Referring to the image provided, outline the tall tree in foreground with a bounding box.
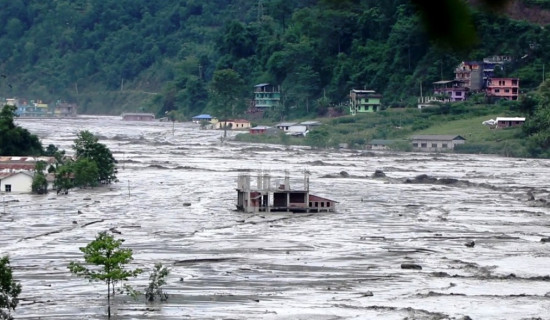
[68,232,142,319]
[0,256,22,320]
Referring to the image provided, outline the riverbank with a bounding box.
[236,104,529,157]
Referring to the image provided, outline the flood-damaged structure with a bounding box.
[236,171,337,213]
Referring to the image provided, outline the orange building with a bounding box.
[486,78,519,101]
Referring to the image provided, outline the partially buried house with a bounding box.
[236,171,337,213]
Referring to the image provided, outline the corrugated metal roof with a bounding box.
[192,114,212,119]
[411,135,466,141]
[496,117,525,122]
[219,119,250,123]
[0,156,55,163]
[276,122,296,127]
[351,89,375,93]
[300,121,321,126]
[309,194,338,203]
[121,113,155,117]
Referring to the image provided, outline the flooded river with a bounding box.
[2,116,550,319]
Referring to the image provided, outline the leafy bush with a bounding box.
[145,263,169,302]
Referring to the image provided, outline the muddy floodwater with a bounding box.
[2,116,550,319]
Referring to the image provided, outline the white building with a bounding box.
[0,172,34,193]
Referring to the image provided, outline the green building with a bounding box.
[254,83,281,109]
[349,89,382,115]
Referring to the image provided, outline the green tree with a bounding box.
[0,255,22,320]
[210,69,245,139]
[305,128,330,149]
[144,263,169,302]
[523,80,550,157]
[31,158,49,195]
[0,105,44,156]
[54,162,73,194]
[73,131,117,184]
[73,158,99,188]
[283,65,320,115]
[68,232,142,319]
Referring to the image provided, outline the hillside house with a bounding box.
[349,89,382,115]
[486,78,519,101]
[236,172,337,213]
[433,80,468,101]
[417,96,451,109]
[215,119,251,130]
[455,61,483,91]
[483,56,512,85]
[495,117,525,128]
[411,135,466,152]
[249,126,272,135]
[300,121,322,130]
[192,114,214,123]
[275,122,297,131]
[121,113,155,121]
[286,125,308,137]
[253,83,281,109]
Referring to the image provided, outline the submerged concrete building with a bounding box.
[236,171,336,213]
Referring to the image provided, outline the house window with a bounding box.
[456,91,462,96]
[432,143,437,148]
[495,89,500,93]
[321,202,325,207]
[442,144,448,148]
[421,143,427,148]
[505,89,510,93]
[512,79,518,85]
[5,185,11,192]
[327,202,331,207]
[309,202,312,207]
[413,143,418,147]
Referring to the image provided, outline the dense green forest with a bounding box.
[1,0,550,117]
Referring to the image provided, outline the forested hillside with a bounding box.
[1,0,550,116]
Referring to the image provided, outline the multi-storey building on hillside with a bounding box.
[349,89,382,115]
[253,83,281,109]
[486,77,519,101]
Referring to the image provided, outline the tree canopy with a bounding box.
[0,255,22,320]
[1,0,548,116]
[0,105,44,156]
[73,130,117,184]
